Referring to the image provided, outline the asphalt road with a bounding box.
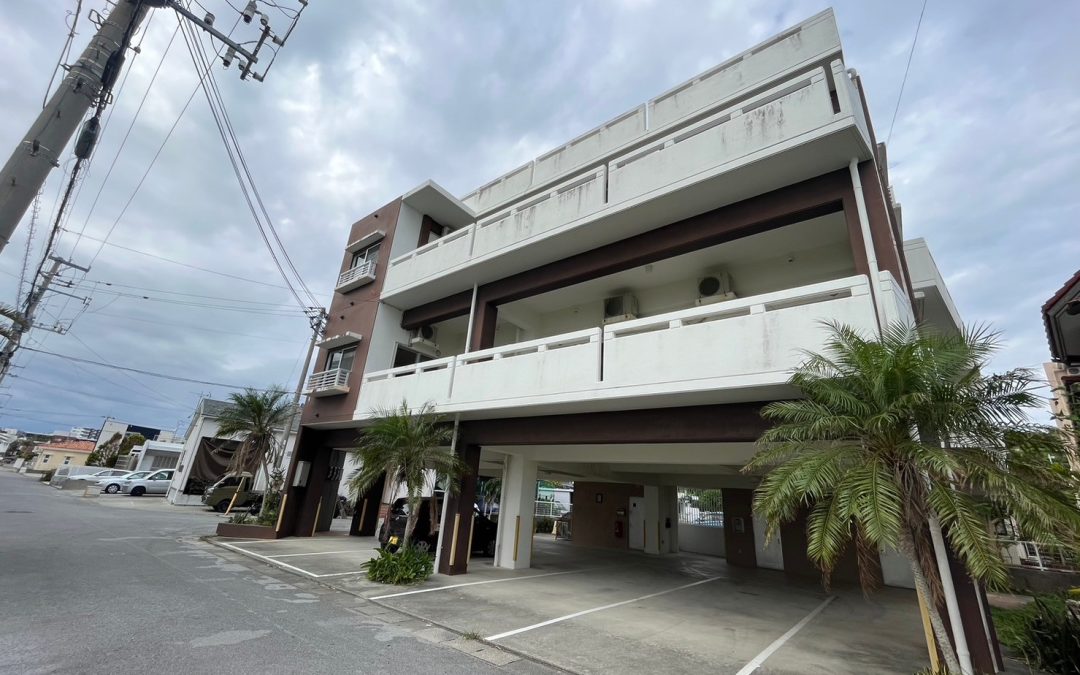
[0,470,555,674]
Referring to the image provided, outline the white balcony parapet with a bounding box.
[336,260,376,292]
[358,276,883,418]
[459,9,842,217]
[304,368,351,397]
[383,63,871,302]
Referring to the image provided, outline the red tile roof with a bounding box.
[38,440,96,453]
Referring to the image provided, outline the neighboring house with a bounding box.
[275,11,997,668]
[122,440,185,473]
[68,426,100,442]
[26,439,96,472]
[1042,269,1080,471]
[92,419,163,453]
[167,398,299,506]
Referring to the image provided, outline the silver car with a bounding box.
[119,469,175,496]
[97,470,147,494]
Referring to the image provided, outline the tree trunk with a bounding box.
[900,530,961,674]
[402,495,421,547]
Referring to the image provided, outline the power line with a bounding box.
[20,346,273,390]
[90,311,308,345]
[76,278,307,306]
[8,374,189,413]
[886,0,929,145]
[179,18,319,311]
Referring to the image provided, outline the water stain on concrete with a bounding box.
[190,630,272,648]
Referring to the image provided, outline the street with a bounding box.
[0,471,554,674]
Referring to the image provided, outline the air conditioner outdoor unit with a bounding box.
[695,271,736,305]
[409,325,439,355]
[602,293,638,324]
[1067,366,1080,377]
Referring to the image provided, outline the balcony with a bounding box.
[336,260,376,293]
[382,60,872,308]
[357,275,897,419]
[304,368,351,397]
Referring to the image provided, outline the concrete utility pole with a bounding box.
[0,0,162,254]
[0,256,90,385]
[275,308,326,471]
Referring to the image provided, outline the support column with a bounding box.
[494,454,537,570]
[469,301,498,351]
[722,488,757,568]
[349,470,386,536]
[643,486,660,555]
[436,444,481,576]
[280,428,328,537]
[658,485,678,554]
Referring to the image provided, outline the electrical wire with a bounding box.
[19,346,275,390]
[73,278,310,307]
[41,0,84,108]
[89,311,309,345]
[886,0,928,145]
[8,374,189,412]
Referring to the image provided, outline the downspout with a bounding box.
[848,158,887,331]
[929,513,975,675]
[856,155,973,671]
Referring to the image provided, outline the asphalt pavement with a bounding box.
[0,470,556,674]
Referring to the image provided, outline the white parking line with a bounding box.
[485,576,722,641]
[267,550,370,559]
[216,541,320,578]
[734,595,835,675]
[371,567,605,600]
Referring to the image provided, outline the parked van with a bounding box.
[201,473,262,513]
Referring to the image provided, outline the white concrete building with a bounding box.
[167,398,299,506]
[127,440,184,472]
[277,11,1000,671]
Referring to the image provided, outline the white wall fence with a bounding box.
[359,274,898,417]
[997,538,1079,573]
[385,52,868,295]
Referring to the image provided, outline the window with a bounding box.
[42,454,52,464]
[393,345,433,368]
[326,345,357,373]
[63,456,72,465]
[148,471,172,481]
[350,243,380,270]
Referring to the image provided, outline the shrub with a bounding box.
[255,492,281,527]
[993,594,1080,675]
[534,517,554,534]
[227,512,251,525]
[363,545,434,585]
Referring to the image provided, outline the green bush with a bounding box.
[534,517,554,534]
[227,512,251,524]
[255,492,281,527]
[992,594,1080,675]
[363,545,434,585]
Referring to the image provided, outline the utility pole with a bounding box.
[0,256,90,385]
[274,307,326,472]
[0,0,163,254]
[0,0,309,254]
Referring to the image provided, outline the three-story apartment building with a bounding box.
[278,11,999,671]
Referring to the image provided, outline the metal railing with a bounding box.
[535,500,567,518]
[305,368,350,392]
[336,260,376,288]
[997,538,1079,573]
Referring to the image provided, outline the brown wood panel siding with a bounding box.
[571,482,643,550]
[302,199,402,426]
[417,214,443,247]
[722,488,757,567]
[459,403,768,446]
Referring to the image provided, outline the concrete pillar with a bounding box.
[349,470,385,537]
[643,486,660,554]
[494,454,537,569]
[436,444,481,576]
[659,485,678,554]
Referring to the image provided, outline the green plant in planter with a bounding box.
[362,545,434,585]
[993,594,1080,674]
[228,512,252,525]
[255,491,281,527]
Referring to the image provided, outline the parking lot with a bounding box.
[216,534,930,674]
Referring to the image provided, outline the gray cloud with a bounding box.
[1,0,1077,433]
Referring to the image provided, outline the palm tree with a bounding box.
[744,322,1080,674]
[347,402,465,548]
[216,387,293,516]
[480,478,502,516]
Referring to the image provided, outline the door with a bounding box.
[146,470,174,494]
[752,513,784,570]
[628,497,645,550]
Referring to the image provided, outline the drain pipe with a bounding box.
[848,158,886,331]
[929,513,975,675]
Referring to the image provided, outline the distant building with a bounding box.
[26,439,96,472]
[1042,269,1080,471]
[68,427,100,441]
[121,439,185,472]
[92,419,163,452]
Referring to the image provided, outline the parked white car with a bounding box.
[119,469,175,496]
[50,466,121,488]
[97,470,147,494]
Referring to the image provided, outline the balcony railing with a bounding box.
[997,538,1080,573]
[304,368,350,397]
[383,60,871,299]
[359,275,893,417]
[336,260,376,292]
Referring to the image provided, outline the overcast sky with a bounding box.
[1,0,1078,436]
